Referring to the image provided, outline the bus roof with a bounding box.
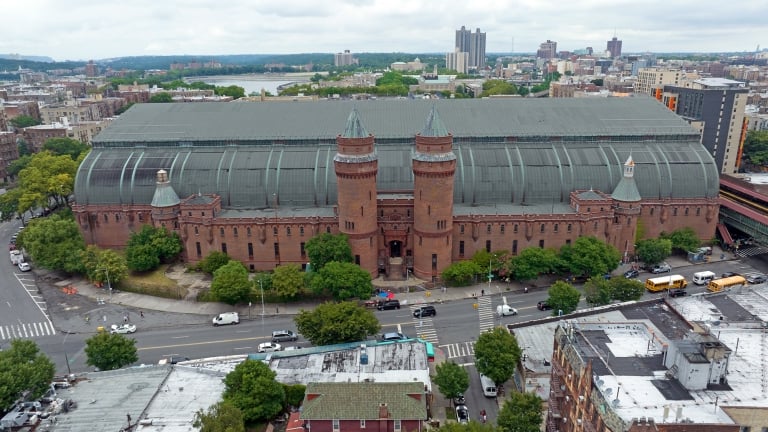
[647,274,686,284]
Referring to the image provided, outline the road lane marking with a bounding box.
[137,335,271,351]
[171,335,190,339]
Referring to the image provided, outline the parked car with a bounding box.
[453,394,466,405]
[537,301,552,311]
[257,342,282,353]
[381,332,407,341]
[18,262,31,272]
[623,269,639,279]
[745,273,768,284]
[377,300,400,310]
[721,272,739,278]
[110,323,137,334]
[413,305,436,318]
[271,330,298,342]
[651,263,672,274]
[669,289,688,298]
[455,405,469,425]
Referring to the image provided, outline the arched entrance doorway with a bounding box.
[389,240,402,258]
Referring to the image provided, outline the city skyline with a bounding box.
[1,0,765,61]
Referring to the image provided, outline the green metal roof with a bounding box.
[75,98,720,208]
[342,109,368,138]
[420,106,448,137]
[301,382,427,420]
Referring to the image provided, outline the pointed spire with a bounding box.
[421,105,448,137]
[623,155,635,178]
[341,109,368,138]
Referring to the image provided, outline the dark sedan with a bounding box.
[623,269,639,279]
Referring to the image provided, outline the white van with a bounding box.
[212,312,239,326]
[479,374,497,397]
[496,304,518,317]
[692,271,716,286]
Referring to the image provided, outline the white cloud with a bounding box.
[1,0,764,60]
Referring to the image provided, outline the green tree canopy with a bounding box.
[17,151,79,212]
[480,79,518,97]
[6,154,32,177]
[510,247,560,281]
[193,401,245,432]
[211,261,252,305]
[559,236,621,277]
[80,245,129,285]
[84,333,139,371]
[223,359,286,423]
[584,277,612,306]
[272,264,306,299]
[125,225,182,271]
[608,277,645,302]
[10,114,41,128]
[497,391,543,432]
[661,228,700,254]
[42,137,90,160]
[283,384,306,409]
[198,251,232,275]
[17,212,85,273]
[474,327,521,386]
[305,233,353,272]
[441,260,483,286]
[546,281,581,315]
[149,92,173,102]
[295,301,380,345]
[743,130,768,166]
[0,340,55,411]
[215,85,246,99]
[309,261,372,300]
[433,362,470,405]
[635,238,673,266]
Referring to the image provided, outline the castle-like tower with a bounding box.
[610,156,642,259]
[334,110,379,275]
[412,107,456,280]
[150,169,181,230]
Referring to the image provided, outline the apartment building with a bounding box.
[445,48,469,74]
[334,50,357,67]
[633,68,699,96]
[0,131,19,181]
[537,40,558,60]
[455,26,486,69]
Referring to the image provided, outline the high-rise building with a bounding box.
[606,36,622,58]
[334,50,357,67]
[454,26,486,70]
[536,40,557,59]
[445,49,469,74]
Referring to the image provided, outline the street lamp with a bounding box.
[98,268,112,301]
[258,278,266,317]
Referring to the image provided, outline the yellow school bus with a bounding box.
[707,275,747,293]
[645,275,688,292]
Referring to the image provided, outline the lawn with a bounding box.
[120,264,187,299]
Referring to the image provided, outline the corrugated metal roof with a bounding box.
[76,99,719,207]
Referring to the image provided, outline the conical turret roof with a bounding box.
[341,109,368,138]
[420,105,448,137]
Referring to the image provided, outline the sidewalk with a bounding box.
[35,246,734,335]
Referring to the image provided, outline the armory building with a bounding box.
[72,98,719,281]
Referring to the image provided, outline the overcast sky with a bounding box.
[2,0,765,61]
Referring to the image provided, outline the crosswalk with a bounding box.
[0,321,57,340]
[439,341,475,359]
[477,296,495,333]
[409,305,438,344]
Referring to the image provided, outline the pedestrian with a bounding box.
[480,409,487,423]
[524,286,529,293]
[140,311,144,319]
[481,289,485,296]
[103,315,107,322]
[123,314,128,323]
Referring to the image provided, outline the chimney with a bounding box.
[378,403,389,419]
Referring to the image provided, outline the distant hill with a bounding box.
[0,53,55,62]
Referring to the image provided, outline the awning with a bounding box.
[717,223,734,246]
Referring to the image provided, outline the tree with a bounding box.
[635,238,672,266]
[84,333,138,371]
[80,245,129,285]
[6,154,32,177]
[662,228,700,254]
[149,92,173,103]
[0,340,55,411]
[125,225,183,271]
[305,233,353,272]
[198,251,231,275]
[193,401,245,432]
[743,130,768,166]
[17,151,79,211]
[223,359,285,423]
[309,261,372,300]
[497,391,543,432]
[584,278,612,306]
[433,362,469,405]
[609,278,644,302]
[272,264,305,299]
[474,327,521,386]
[42,137,90,160]
[215,85,246,99]
[546,281,581,315]
[283,384,306,409]
[9,114,41,128]
[295,301,380,345]
[441,260,483,286]
[559,236,621,277]
[510,247,560,281]
[211,261,252,305]
[17,213,86,273]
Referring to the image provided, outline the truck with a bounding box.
[10,249,24,265]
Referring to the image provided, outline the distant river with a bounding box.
[188,74,311,96]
